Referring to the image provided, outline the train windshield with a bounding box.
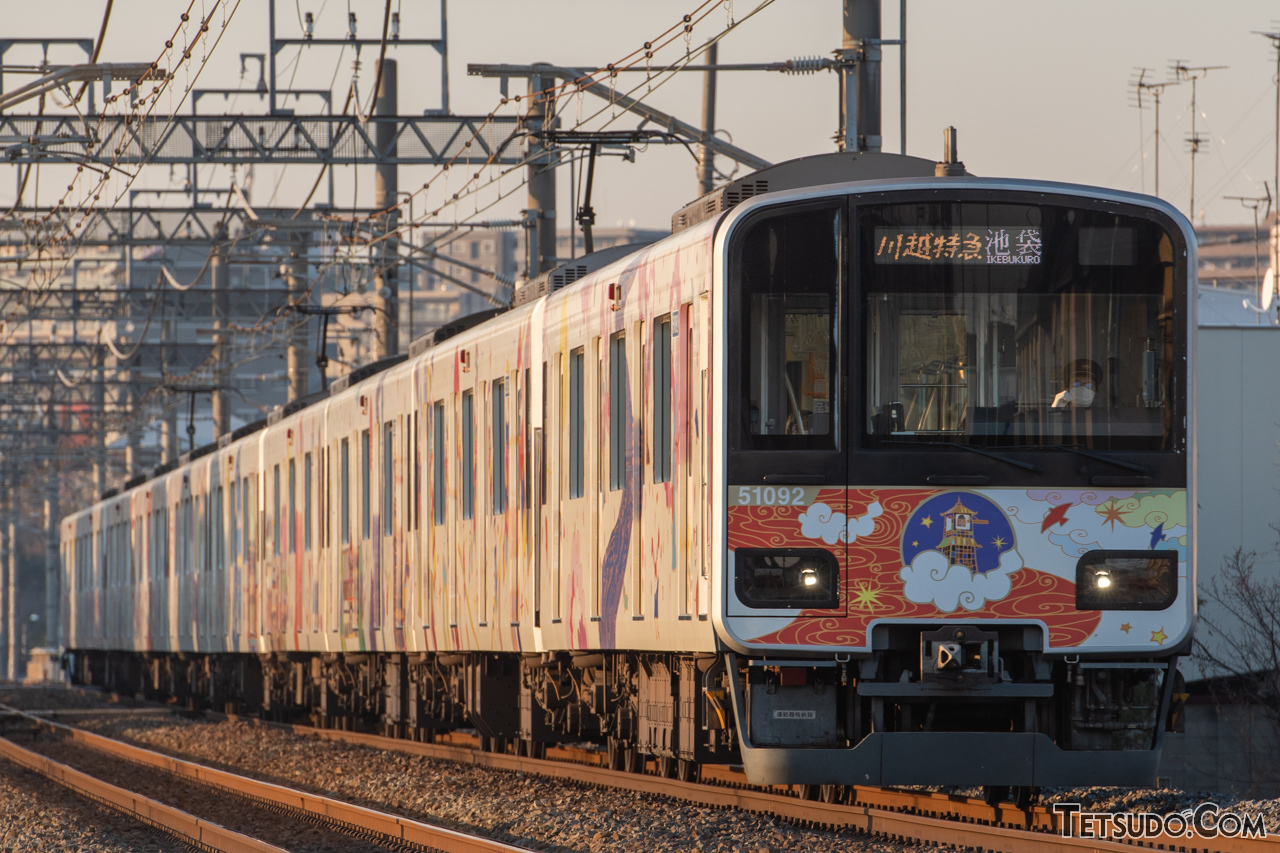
[860,200,1181,451]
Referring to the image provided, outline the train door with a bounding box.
[381,417,398,651]
[458,382,476,645]
[727,202,848,619]
[597,327,630,637]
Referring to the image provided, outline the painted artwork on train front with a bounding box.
[728,487,1189,651]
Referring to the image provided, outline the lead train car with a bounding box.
[61,151,1195,791]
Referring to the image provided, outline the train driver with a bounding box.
[1051,358,1101,409]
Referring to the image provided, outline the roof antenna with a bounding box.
[935,126,965,177]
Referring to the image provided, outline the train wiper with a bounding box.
[882,439,1042,473]
[1021,445,1148,475]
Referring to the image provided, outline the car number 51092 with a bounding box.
[735,486,808,506]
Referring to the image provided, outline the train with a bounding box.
[60,148,1194,802]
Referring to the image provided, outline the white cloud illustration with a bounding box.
[899,547,1024,612]
[797,501,883,545]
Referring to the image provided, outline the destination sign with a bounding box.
[874,227,1042,265]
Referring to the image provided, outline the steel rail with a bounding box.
[0,718,287,853]
[231,718,1274,853]
[1,704,530,853]
[40,688,1279,853]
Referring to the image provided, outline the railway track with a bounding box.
[0,702,532,853]
[12,686,1278,853]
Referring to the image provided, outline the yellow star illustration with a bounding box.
[849,581,891,612]
[1120,623,1132,634]
[1151,627,1167,645]
[991,536,1006,549]
[911,540,918,547]
[920,516,933,529]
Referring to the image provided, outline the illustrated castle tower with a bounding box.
[939,497,988,571]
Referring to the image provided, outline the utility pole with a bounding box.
[699,41,718,197]
[840,0,882,153]
[525,64,558,278]
[92,348,106,495]
[6,482,14,681]
[373,58,400,359]
[1172,61,1226,222]
[0,476,6,682]
[288,231,310,402]
[211,228,231,438]
[42,405,59,650]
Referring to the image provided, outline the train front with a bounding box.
[711,179,1193,790]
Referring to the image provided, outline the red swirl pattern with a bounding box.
[730,488,1101,649]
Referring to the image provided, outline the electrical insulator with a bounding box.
[348,12,357,40]
[784,56,828,75]
[391,11,400,40]
[304,11,314,39]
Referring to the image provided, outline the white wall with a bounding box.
[1189,326,1280,678]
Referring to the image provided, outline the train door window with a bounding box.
[730,203,842,451]
[361,429,371,540]
[493,378,507,513]
[273,465,282,557]
[241,477,250,559]
[462,390,475,519]
[304,453,313,551]
[653,315,672,483]
[524,367,532,517]
[215,485,224,572]
[608,334,626,491]
[569,348,585,499]
[288,459,297,555]
[230,480,238,561]
[433,401,446,525]
[340,438,351,545]
[540,362,548,506]
[413,411,421,531]
[383,421,395,536]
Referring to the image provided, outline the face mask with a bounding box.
[1071,386,1095,407]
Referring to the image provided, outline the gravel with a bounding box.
[0,755,173,853]
[67,712,937,853]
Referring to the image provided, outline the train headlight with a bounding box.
[1076,550,1177,611]
[735,549,839,609]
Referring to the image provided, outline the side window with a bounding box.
[340,438,351,545]
[492,378,507,514]
[433,401,446,525]
[273,464,282,557]
[608,334,627,491]
[569,348,585,499]
[304,453,313,552]
[288,459,296,555]
[653,316,672,483]
[733,204,842,450]
[361,428,371,540]
[462,391,475,519]
[383,421,394,536]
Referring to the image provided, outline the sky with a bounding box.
[4,0,1279,232]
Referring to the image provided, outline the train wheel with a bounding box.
[623,745,642,774]
[676,759,700,784]
[982,786,1010,808]
[1012,786,1039,810]
[527,740,546,760]
[479,735,492,753]
[656,756,676,778]
[819,784,843,804]
[606,737,624,771]
[795,785,819,801]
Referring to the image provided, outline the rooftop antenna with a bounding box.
[1253,24,1280,310]
[1129,68,1178,198]
[1227,184,1273,323]
[1170,60,1227,222]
